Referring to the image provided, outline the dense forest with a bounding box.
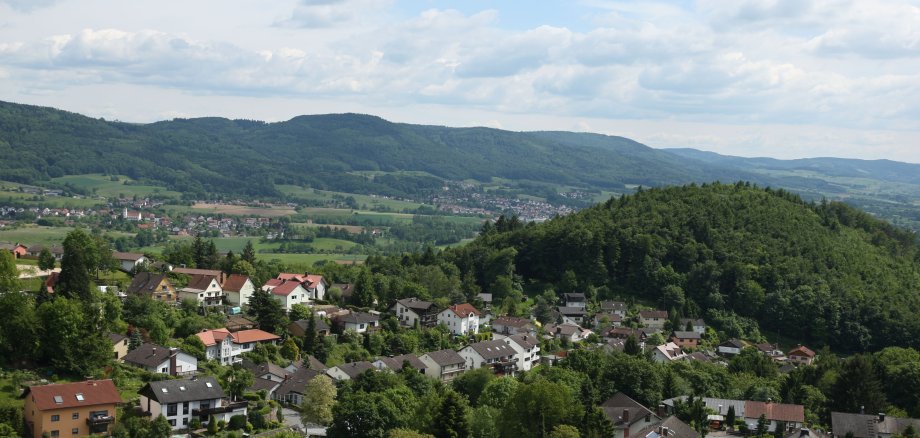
[435,183,920,353]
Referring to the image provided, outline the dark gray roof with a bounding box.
[600,301,627,311]
[123,343,173,368]
[719,339,745,349]
[564,293,586,301]
[468,340,516,360]
[395,298,437,312]
[275,367,321,398]
[635,416,700,438]
[601,392,657,427]
[376,354,427,372]
[140,376,225,404]
[248,377,281,395]
[338,312,379,324]
[672,331,701,340]
[507,334,539,350]
[127,272,169,294]
[556,306,586,316]
[291,317,330,333]
[831,412,920,438]
[108,333,127,345]
[422,349,465,366]
[335,361,375,379]
[679,318,706,327]
[241,359,289,380]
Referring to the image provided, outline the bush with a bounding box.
[228,415,247,431]
[189,418,202,430]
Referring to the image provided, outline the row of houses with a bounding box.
[392,298,483,335]
[126,270,255,307]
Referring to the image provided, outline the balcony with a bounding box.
[192,401,248,416]
[86,415,115,426]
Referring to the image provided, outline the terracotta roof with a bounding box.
[277,272,306,282]
[25,380,122,411]
[444,303,480,317]
[222,274,252,292]
[186,274,218,291]
[492,316,534,328]
[44,271,60,293]
[271,280,302,296]
[744,401,804,423]
[788,345,815,358]
[233,329,281,344]
[112,252,145,261]
[304,274,325,289]
[196,328,231,346]
[263,278,284,288]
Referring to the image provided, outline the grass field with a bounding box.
[258,253,366,266]
[0,188,104,208]
[291,222,367,234]
[52,174,182,199]
[278,184,433,211]
[189,203,297,217]
[0,226,134,247]
[206,236,358,253]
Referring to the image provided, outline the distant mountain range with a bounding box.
[1,100,919,229]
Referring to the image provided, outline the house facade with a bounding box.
[138,377,247,430]
[640,310,668,330]
[419,349,467,382]
[336,312,380,333]
[265,280,309,311]
[393,298,440,328]
[127,272,176,302]
[123,343,198,376]
[503,334,541,372]
[222,274,255,307]
[23,380,122,438]
[787,345,816,366]
[197,328,281,365]
[652,342,688,363]
[458,340,518,375]
[178,275,225,307]
[670,331,701,349]
[491,316,537,336]
[437,303,481,335]
[112,252,148,272]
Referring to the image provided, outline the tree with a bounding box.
[549,424,581,438]
[624,335,641,356]
[435,390,471,438]
[479,377,519,410]
[37,297,109,374]
[221,365,254,401]
[242,240,256,264]
[37,247,56,271]
[353,269,377,308]
[303,312,318,356]
[468,405,500,438]
[248,288,285,333]
[0,291,38,363]
[128,329,143,350]
[726,405,736,430]
[389,430,434,438]
[57,229,95,300]
[831,354,886,415]
[499,380,583,437]
[281,338,300,361]
[301,375,337,426]
[207,414,218,434]
[0,250,20,294]
[452,368,494,406]
[756,414,768,437]
[181,334,207,360]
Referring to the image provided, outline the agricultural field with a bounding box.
[0,226,135,247]
[52,174,182,199]
[188,203,297,217]
[0,186,104,209]
[291,222,367,234]
[278,185,433,211]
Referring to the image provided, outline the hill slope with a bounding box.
[454,183,920,352]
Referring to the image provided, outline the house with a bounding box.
[491,316,537,336]
[670,331,701,349]
[679,318,706,335]
[22,379,123,438]
[109,333,128,361]
[652,342,688,363]
[634,416,700,438]
[27,245,64,260]
[662,397,803,433]
[266,280,309,311]
[326,361,375,381]
[44,272,60,294]
[419,349,467,382]
[172,267,225,282]
[601,391,663,438]
[123,343,198,376]
[600,300,628,316]
[458,339,517,375]
[373,354,428,373]
[787,345,816,366]
[502,334,541,372]
[274,367,322,405]
[0,243,28,258]
[594,311,624,329]
[178,275,225,307]
[639,310,668,330]
[437,303,481,335]
[112,252,148,272]
[303,274,328,301]
[331,282,354,301]
[288,316,331,338]
[196,328,281,365]
[225,315,257,332]
[564,293,586,308]
[758,343,787,362]
[127,272,176,302]
[138,376,247,430]
[544,323,593,343]
[241,359,290,383]
[393,298,440,328]
[477,293,493,310]
[222,274,255,307]
[717,339,745,356]
[556,306,587,325]
[831,412,920,438]
[335,312,380,333]
[605,327,653,343]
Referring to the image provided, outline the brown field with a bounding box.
[191,203,297,217]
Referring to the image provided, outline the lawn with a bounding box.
[52,174,182,199]
[258,253,366,267]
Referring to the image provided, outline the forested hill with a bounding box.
[0,100,726,197]
[451,183,920,352]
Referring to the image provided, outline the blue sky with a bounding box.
[0,0,918,162]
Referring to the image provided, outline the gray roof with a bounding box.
[241,359,289,380]
[140,376,225,404]
[831,412,920,438]
[679,318,706,327]
[635,416,700,438]
[338,312,379,324]
[557,306,586,316]
[376,354,427,372]
[601,392,658,427]
[422,349,465,366]
[492,316,535,328]
[291,317,331,333]
[477,293,493,303]
[564,293,586,301]
[663,396,746,418]
[127,272,169,294]
[248,377,281,395]
[719,339,745,349]
[395,298,437,312]
[672,331,701,340]
[600,301,627,311]
[468,340,516,360]
[123,343,174,368]
[507,334,539,350]
[334,361,376,379]
[275,367,321,398]
[108,333,127,345]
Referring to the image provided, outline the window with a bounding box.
[167,403,177,416]
[72,413,79,420]
[183,402,189,415]
[161,367,168,373]
[51,415,60,422]
[183,418,188,425]
[50,431,59,437]
[71,428,79,435]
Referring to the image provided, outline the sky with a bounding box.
[0,0,918,162]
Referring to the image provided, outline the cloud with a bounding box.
[0,0,58,12]
[277,0,391,28]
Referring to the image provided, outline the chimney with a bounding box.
[151,347,157,356]
[657,404,666,417]
[622,409,630,423]
[861,406,865,415]
[662,427,670,437]
[718,404,723,414]
[169,348,178,376]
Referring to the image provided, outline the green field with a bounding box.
[0,226,134,247]
[206,236,358,253]
[278,185,433,211]
[258,253,366,267]
[0,188,104,208]
[52,174,182,199]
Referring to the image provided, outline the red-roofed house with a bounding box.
[178,275,224,307]
[222,274,255,307]
[303,274,328,300]
[743,400,805,432]
[277,272,306,283]
[267,280,309,311]
[787,345,816,366]
[23,380,122,438]
[197,328,281,365]
[437,303,481,335]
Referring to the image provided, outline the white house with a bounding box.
[419,349,466,382]
[177,275,224,307]
[335,312,380,333]
[393,298,440,328]
[265,280,309,311]
[222,274,255,307]
[640,310,669,330]
[458,340,517,375]
[564,293,586,308]
[112,252,148,272]
[543,323,593,343]
[123,343,197,376]
[501,334,541,372]
[679,318,707,335]
[652,342,688,363]
[303,274,328,301]
[138,377,247,430]
[326,361,375,381]
[437,303,481,335]
[196,328,281,365]
[717,339,744,356]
